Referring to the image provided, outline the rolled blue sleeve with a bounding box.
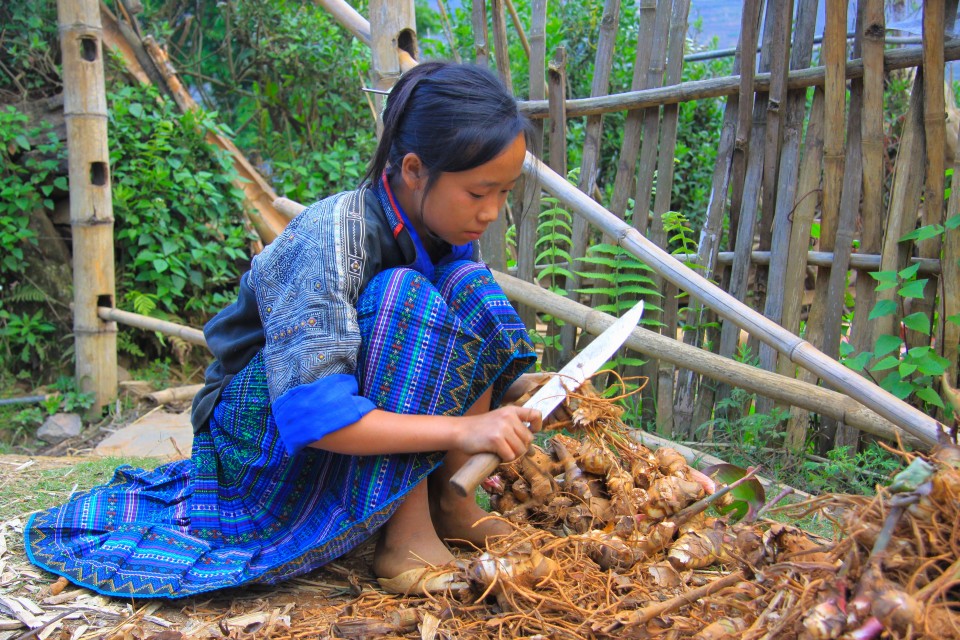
[272,374,377,456]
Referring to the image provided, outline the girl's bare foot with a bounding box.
[373,481,455,579]
[429,452,513,547]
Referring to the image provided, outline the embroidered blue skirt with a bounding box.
[25,262,536,598]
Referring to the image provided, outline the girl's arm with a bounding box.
[309,404,543,462]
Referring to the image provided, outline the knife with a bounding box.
[449,300,645,497]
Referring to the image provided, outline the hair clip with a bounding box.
[361,86,391,95]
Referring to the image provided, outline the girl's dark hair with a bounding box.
[363,61,532,193]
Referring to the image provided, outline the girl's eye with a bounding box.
[469,192,484,199]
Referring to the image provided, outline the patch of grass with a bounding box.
[0,456,164,522]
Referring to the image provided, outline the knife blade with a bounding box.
[449,300,644,497]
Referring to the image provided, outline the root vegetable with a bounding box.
[655,447,688,476]
[645,475,705,519]
[667,526,729,571]
[691,617,747,640]
[578,441,614,475]
[800,600,846,640]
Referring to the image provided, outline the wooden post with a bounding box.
[369,0,417,133]
[58,0,118,414]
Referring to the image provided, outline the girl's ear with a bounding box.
[399,152,428,192]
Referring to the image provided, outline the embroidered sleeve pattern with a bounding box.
[250,190,367,403]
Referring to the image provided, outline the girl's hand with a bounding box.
[456,405,543,462]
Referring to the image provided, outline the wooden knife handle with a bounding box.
[449,452,501,497]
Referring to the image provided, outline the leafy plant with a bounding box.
[840,214,960,411]
[107,81,253,359]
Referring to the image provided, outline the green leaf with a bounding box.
[869,270,898,287]
[843,351,873,372]
[916,387,945,409]
[128,103,143,118]
[901,312,930,335]
[700,463,765,522]
[873,334,903,357]
[947,314,960,326]
[152,258,169,273]
[946,214,960,230]
[898,362,918,377]
[899,224,943,243]
[897,263,921,280]
[898,279,928,298]
[880,372,914,399]
[868,300,898,320]
[870,355,901,372]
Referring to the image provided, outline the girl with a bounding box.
[26,61,543,598]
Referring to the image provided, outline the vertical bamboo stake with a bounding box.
[877,75,926,342]
[852,0,885,364]
[515,0,546,330]
[632,0,673,420]
[910,0,946,353]
[718,4,777,364]
[544,46,568,368]
[606,0,659,223]
[677,0,763,433]
[751,0,792,336]
[472,0,489,68]
[491,0,513,94]
[633,1,674,232]
[825,22,866,451]
[943,144,960,391]
[782,88,826,452]
[562,0,621,359]
[58,0,118,413]
[756,0,817,414]
[648,0,691,436]
[483,0,512,273]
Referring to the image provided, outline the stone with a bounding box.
[94,409,193,460]
[37,413,83,444]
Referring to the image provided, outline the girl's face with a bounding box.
[403,133,526,246]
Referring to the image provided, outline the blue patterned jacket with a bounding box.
[191,184,480,454]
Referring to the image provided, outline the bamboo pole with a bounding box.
[314,0,372,45]
[516,41,960,119]
[648,0,692,436]
[669,251,939,273]
[852,0,886,365]
[911,0,947,356]
[752,0,792,327]
[97,307,206,346]
[273,194,914,447]
[633,2,673,233]
[756,0,816,396]
[545,46,569,366]
[718,3,777,368]
[471,0,489,68]
[673,0,761,435]
[514,0,546,330]
[825,12,866,450]
[491,0,513,93]
[59,0,118,413]
[524,153,945,447]
[877,73,926,342]
[944,145,960,391]
[782,88,825,451]
[563,0,621,360]
[630,1,674,419]
[606,0,659,225]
